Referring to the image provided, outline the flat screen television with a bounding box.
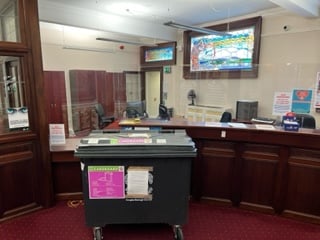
[183,16,262,79]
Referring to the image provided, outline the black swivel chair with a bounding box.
[295,113,316,129]
[220,112,232,122]
[95,103,115,129]
[126,108,142,118]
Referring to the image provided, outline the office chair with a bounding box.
[158,103,170,120]
[125,100,148,119]
[220,112,232,122]
[95,103,115,129]
[126,108,142,118]
[295,113,316,129]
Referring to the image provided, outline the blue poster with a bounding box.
[291,89,312,113]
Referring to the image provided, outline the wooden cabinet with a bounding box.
[187,126,320,223]
[71,103,98,133]
[50,138,83,200]
[44,71,68,136]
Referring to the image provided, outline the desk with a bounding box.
[119,118,320,224]
[51,119,320,224]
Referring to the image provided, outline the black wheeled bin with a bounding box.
[75,129,197,240]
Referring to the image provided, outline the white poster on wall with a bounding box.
[272,92,292,116]
[314,72,320,108]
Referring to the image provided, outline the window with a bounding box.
[0,56,27,132]
[0,0,20,42]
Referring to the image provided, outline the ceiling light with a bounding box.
[62,45,114,53]
[96,37,157,46]
[163,21,231,36]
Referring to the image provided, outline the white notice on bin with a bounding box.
[127,169,149,195]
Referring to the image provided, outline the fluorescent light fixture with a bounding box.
[164,21,231,36]
[96,37,157,46]
[62,45,114,53]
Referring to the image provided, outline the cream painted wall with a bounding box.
[40,11,320,127]
[165,12,320,126]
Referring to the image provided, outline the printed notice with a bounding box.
[88,166,125,199]
[315,72,320,108]
[272,92,292,116]
[291,89,312,113]
[49,124,66,145]
[126,166,153,200]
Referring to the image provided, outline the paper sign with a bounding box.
[49,124,66,145]
[7,107,29,129]
[88,166,125,199]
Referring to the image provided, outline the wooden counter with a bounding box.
[50,138,83,200]
[51,118,320,223]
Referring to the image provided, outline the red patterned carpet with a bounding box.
[1,200,320,240]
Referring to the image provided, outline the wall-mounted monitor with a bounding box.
[183,16,262,79]
[140,42,177,67]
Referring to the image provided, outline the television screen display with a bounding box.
[183,16,262,79]
[145,46,174,62]
[190,27,255,72]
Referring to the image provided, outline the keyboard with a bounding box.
[251,117,276,125]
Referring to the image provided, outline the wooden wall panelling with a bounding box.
[0,141,41,221]
[200,140,236,204]
[110,72,126,118]
[69,70,99,132]
[96,71,116,119]
[70,70,97,103]
[284,148,320,220]
[51,151,83,200]
[43,71,68,136]
[240,144,280,213]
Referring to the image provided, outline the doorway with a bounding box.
[141,67,163,118]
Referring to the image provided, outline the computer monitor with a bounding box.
[158,104,170,120]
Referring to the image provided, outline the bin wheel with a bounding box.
[93,227,103,240]
[173,225,184,240]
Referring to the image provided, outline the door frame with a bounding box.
[140,67,164,104]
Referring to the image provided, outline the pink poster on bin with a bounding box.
[88,166,125,199]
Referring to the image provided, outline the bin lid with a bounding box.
[74,129,197,158]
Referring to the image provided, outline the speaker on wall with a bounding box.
[236,100,258,121]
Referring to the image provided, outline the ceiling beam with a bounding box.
[270,0,319,17]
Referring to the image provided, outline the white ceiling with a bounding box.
[38,0,320,42]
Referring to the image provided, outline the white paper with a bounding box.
[228,122,247,128]
[127,169,149,195]
[49,124,66,145]
[254,124,275,130]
